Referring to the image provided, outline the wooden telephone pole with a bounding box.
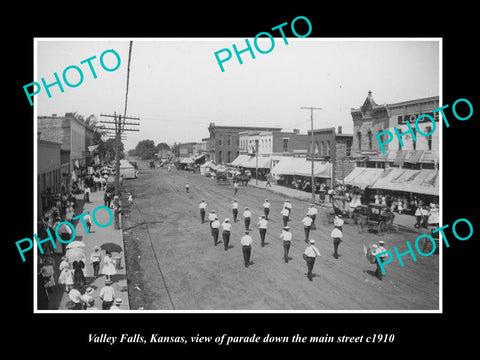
[100,112,139,229]
[300,106,322,201]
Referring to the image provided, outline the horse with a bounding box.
[233,174,251,186]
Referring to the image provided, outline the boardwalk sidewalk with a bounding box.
[48,189,130,311]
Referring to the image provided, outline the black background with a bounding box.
[6,4,478,355]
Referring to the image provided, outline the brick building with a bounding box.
[307,126,354,186]
[207,123,282,165]
[350,91,439,169]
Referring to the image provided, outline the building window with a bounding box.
[218,151,222,163]
[314,141,319,154]
[236,150,239,158]
[397,129,402,150]
[320,141,325,156]
[326,141,331,156]
[425,126,432,150]
[236,138,239,146]
[227,151,231,163]
[357,131,362,150]
[412,127,417,150]
[346,139,352,157]
[227,136,231,146]
[218,136,223,146]
[283,138,289,152]
[367,130,372,150]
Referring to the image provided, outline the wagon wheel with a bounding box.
[377,221,387,234]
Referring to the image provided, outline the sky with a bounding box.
[36,38,440,151]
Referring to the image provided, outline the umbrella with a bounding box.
[66,247,86,262]
[65,240,86,250]
[100,242,123,253]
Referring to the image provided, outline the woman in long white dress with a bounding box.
[101,251,117,281]
[58,256,74,292]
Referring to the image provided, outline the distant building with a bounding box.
[179,142,196,158]
[307,126,354,186]
[37,113,94,192]
[37,137,62,218]
[38,113,94,169]
[236,129,310,169]
[208,123,282,165]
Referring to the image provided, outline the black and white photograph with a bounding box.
[34,38,441,312]
[6,6,479,355]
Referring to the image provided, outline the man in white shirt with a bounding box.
[331,227,343,259]
[284,200,292,221]
[280,226,292,263]
[232,200,239,223]
[334,215,344,231]
[302,213,313,243]
[199,200,207,224]
[211,217,221,246]
[257,215,268,247]
[303,239,321,281]
[281,208,290,227]
[84,186,90,203]
[208,210,217,232]
[240,231,253,267]
[243,207,252,231]
[234,181,239,195]
[221,218,232,251]
[263,199,271,220]
[99,279,116,310]
[308,204,318,230]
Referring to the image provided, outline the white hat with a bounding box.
[309,239,316,244]
[224,218,230,222]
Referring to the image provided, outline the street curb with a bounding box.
[118,206,131,310]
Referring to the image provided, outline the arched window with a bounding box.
[314,141,319,154]
[326,141,331,156]
[320,141,325,156]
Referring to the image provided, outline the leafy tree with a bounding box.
[134,139,156,160]
[156,142,170,151]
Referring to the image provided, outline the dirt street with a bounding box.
[121,159,439,311]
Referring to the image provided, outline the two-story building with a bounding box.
[344,91,439,205]
[37,113,94,193]
[207,123,282,165]
[307,126,354,186]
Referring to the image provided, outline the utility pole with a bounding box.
[301,106,322,201]
[100,112,140,229]
[255,139,259,185]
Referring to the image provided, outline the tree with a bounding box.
[134,139,156,160]
[156,142,170,151]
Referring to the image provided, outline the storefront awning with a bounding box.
[271,157,331,178]
[180,157,194,164]
[343,167,385,189]
[230,154,271,168]
[229,154,250,167]
[371,168,439,196]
